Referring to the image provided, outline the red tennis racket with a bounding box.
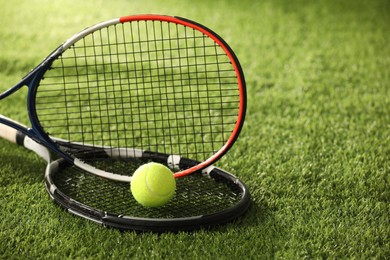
[0,15,246,181]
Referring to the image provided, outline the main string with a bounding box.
[50,158,244,218]
[36,20,240,162]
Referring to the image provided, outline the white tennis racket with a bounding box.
[0,121,251,232]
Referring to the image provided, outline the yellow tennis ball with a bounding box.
[130,162,176,207]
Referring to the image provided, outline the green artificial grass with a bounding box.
[1,0,389,258]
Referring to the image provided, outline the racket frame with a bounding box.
[44,156,251,232]
[0,14,246,180]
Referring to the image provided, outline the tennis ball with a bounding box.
[130,162,176,207]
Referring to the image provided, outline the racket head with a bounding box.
[19,14,246,178]
[45,154,251,232]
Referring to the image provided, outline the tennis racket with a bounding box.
[0,121,251,232]
[0,15,246,181]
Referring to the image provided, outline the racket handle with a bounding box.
[0,123,18,144]
[0,121,50,162]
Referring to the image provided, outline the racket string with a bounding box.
[36,19,241,162]
[51,158,244,218]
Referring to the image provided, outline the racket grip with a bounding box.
[0,123,18,144]
[0,121,50,161]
